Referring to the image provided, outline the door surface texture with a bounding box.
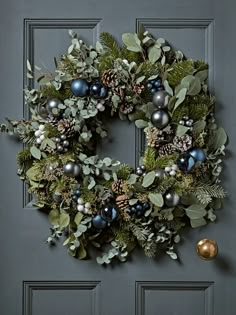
[0,0,235,314]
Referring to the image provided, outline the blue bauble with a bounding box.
[90,82,108,99]
[151,88,157,94]
[177,153,196,172]
[74,189,81,197]
[92,215,107,229]
[72,194,78,202]
[147,83,152,89]
[71,79,89,97]
[143,202,150,210]
[101,205,118,223]
[154,80,162,88]
[188,147,206,162]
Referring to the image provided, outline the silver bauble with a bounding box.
[155,168,165,179]
[153,91,169,108]
[46,98,62,117]
[63,140,69,147]
[38,105,48,118]
[165,192,180,207]
[63,162,81,178]
[151,110,170,129]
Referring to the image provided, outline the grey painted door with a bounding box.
[0,1,235,314]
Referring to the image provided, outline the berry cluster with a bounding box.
[55,135,70,153]
[147,78,164,94]
[164,164,178,176]
[129,201,150,217]
[72,189,91,214]
[136,165,146,176]
[179,116,194,129]
[34,124,45,144]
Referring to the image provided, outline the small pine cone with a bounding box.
[112,179,125,194]
[159,143,176,156]
[119,102,134,114]
[145,127,169,148]
[173,134,192,152]
[57,119,75,137]
[101,69,118,87]
[116,194,130,210]
[132,83,145,95]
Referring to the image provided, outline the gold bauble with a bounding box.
[196,239,218,260]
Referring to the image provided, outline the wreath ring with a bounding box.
[0,29,227,264]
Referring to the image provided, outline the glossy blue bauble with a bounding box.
[92,215,107,229]
[177,153,196,172]
[74,189,81,197]
[72,195,78,202]
[71,79,89,97]
[143,202,150,210]
[101,205,118,223]
[151,88,157,94]
[188,147,206,162]
[90,82,108,99]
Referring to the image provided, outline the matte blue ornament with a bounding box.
[177,153,196,172]
[92,215,107,229]
[101,205,118,223]
[71,79,89,97]
[188,147,206,162]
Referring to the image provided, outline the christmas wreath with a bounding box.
[0,29,227,264]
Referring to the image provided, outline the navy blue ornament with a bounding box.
[143,202,151,210]
[135,203,145,217]
[92,215,107,229]
[188,147,206,162]
[71,79,89,97]
[101,205,118,223]
[75,189,81,197]
[90,82,108,99]
[147,78,164,94]
[177,153,196,172]
[72,195,78,202]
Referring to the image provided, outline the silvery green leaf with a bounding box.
[163,80,173,96]
[59,213,70,228]
[48,210,60,225]
[68,44,74,54]
[90,51,97,59]
[161,55,166,65]
[142,171,156,188]
[185,204,207,219]
[127,174,138,185]
[83,165,90,175]
[79,153,87,161]
[129,198,139,205]
[148,74,159,80]
[68,29,76,38]
[58,103,66,109]
[103,172,111,181]
[167,251,178,260]
[176,125,189,137]
[135,119,148,129]
[27,73,33,79]
[145,208,152,217]
[187,77,201,95]
[74,212,83,226]
[195,69,208,82]
[88,178,96,190]
[78,224,87,233]
[96,41,103,53]
[174,88,187,110]
[30,146,41,159]
[103,255,111,264]
[157,37,165,45]
[207,209,217,222]
[103,157,112,166]
[27,59,32,72]
[190,217,207,228]
[181,75,195,88]
[148,46,161,63]
[46,138,56,149]
[163,46,171,52]
[96,257,104,264]
[148,192,164,207]
[193,120,206,133]
[174,235,181,243]
[34,65,41,71]
[122,33,142,52]
[136,75,145,84]
[211,127,227,150]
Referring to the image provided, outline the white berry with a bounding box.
[35,130,41,137]
[170,170,176,176]
[36,138,42,144]
[77,198,84,205]
[77,205,84,212]
[172,164,178,171]
[165,166,171,172]
[39,125,45,131]
[84,208,89,214]
[97,103,105,111]
[40,134,45,141]
[85,202,91,209]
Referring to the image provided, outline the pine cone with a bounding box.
[132,83,145,95]
[101,69,118,87]
[112,179,125,194]
[116,194,130,210]
[173,134,192,152]
[57,119,75,137]
[159,143,176,156]
[119,102,134,114]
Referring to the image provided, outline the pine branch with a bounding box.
[116,164,133,180]
[99,32,121,58]
[144,241,157,258]
[167,60,194,87]
[128,222,149,242]
[192,182,226,204]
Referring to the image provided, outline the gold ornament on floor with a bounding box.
[196,239,218,260]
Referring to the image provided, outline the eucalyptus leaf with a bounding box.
[59,213,70,228]
[176,125,189,136]
[174,88,187,111]
[78,243,87,259]
[211,127,227,150]
[136,75,145,84]
[127,174,138,185]
[187,77,201,95]
[195,69,208,82]
[74,212,83,226]
[142,171,156,188]
[193,120,206,133]
[30,146,41,159]
[48,210,60,225]
[163,80,173,96]
[135,119,148,129]
[148,46,161,63]
[190,217,207,228]
[122,33,142,52]
[148,192,164,207]
[185,204,207,219]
